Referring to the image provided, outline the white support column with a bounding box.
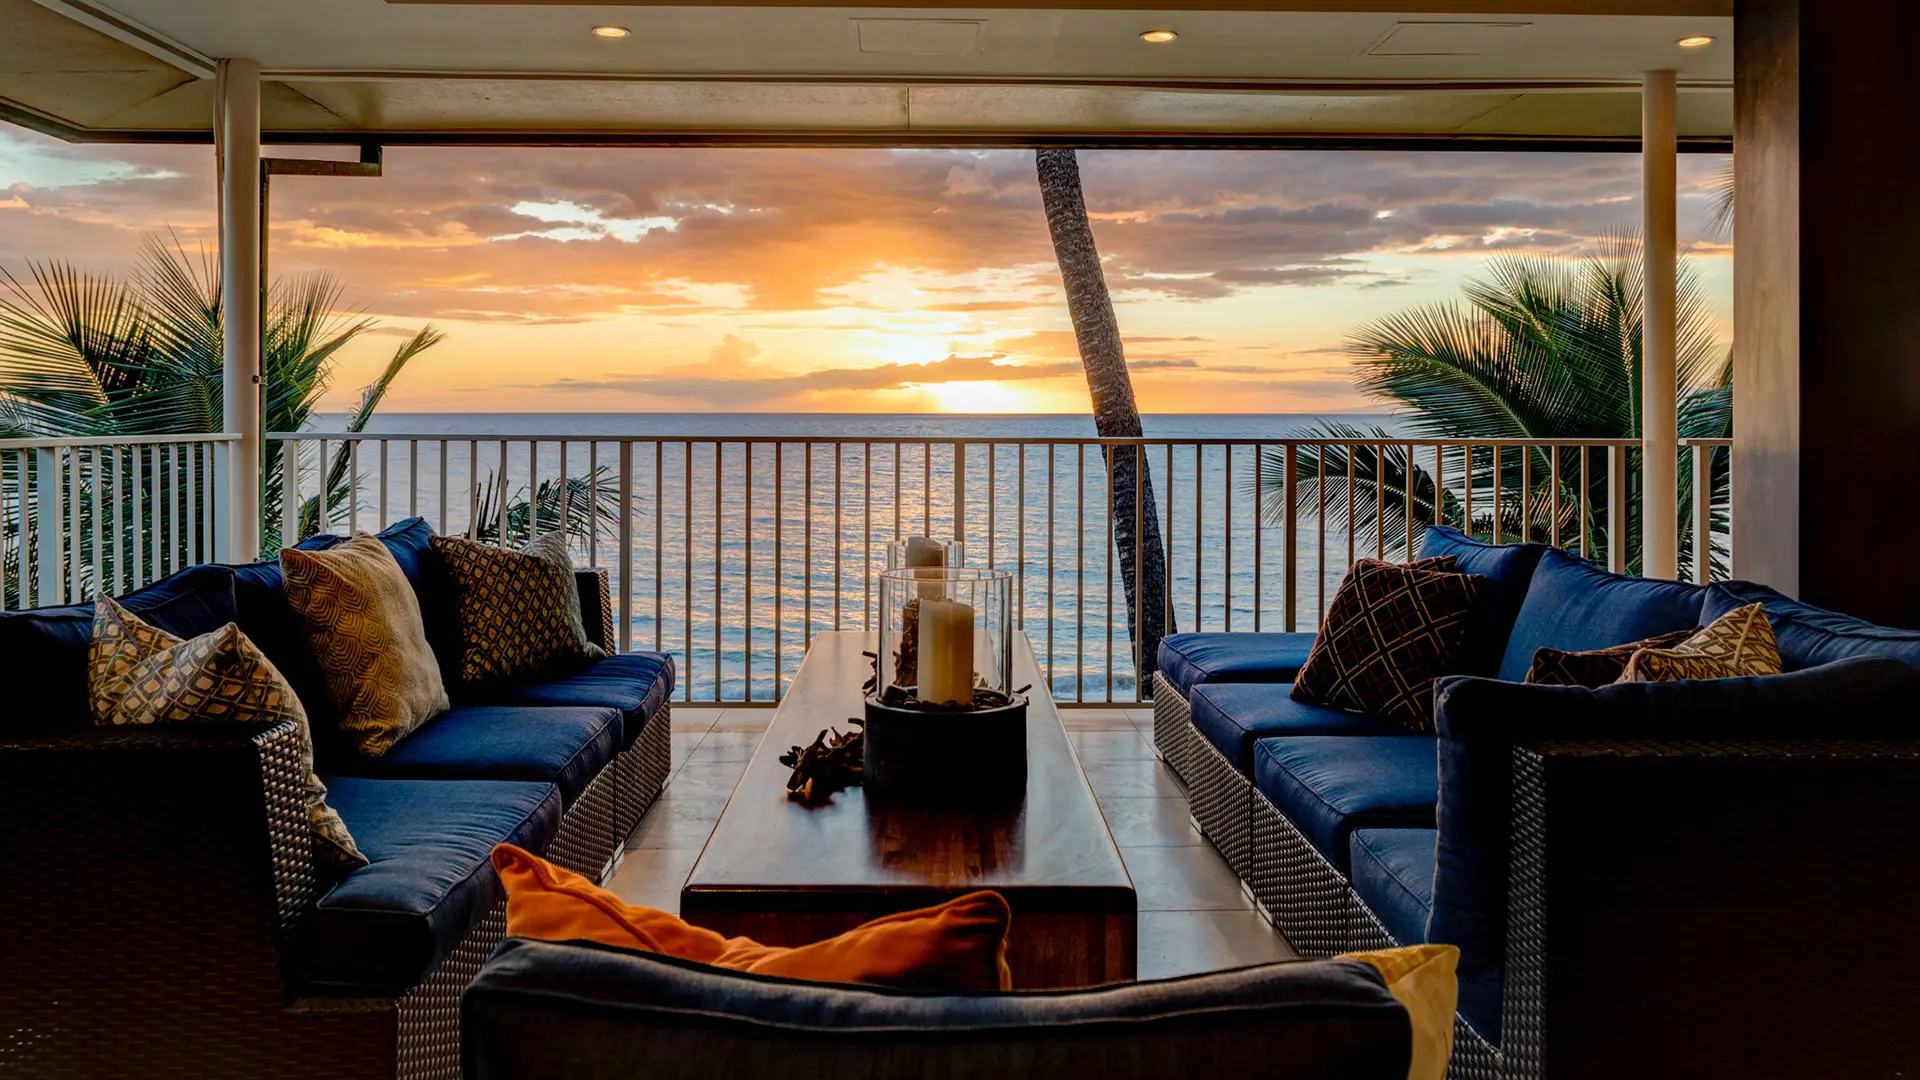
[1640,69,1679,580]
[217,58,263,562]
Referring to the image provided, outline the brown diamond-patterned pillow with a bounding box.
[431,532,608,687]
[1617,602,1782,683]
[88,597,367,872]
[1291,558,1485,732]
[282,534,449,757]
[1525,629,1697,688]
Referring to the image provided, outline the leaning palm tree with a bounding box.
[1035,149,1175,680]
[1261,241,1731,580]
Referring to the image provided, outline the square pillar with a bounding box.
[1734,0,1920,627]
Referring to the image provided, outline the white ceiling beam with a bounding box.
[26,0,216,78]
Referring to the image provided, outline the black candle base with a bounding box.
[862,692,1028,805]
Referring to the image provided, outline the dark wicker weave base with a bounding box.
[614,702,672,848]
[393,902,508,1080]
[1149,672,1200,784]
[1248,789,1354,959]
[547,760,622,880]
[1181,728,1255,880]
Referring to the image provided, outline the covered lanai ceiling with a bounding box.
[3,0,1732,147]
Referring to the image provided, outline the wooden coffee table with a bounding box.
[681,631,1137,988]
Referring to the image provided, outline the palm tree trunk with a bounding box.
[1035,149,1175,683]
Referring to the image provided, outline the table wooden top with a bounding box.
[682,631,1134,908]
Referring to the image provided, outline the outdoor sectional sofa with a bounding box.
[0,517,674,1080]
[1151,527,1920,1079]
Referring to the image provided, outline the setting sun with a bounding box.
[923,379,1028,413]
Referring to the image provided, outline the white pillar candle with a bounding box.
[905,535,945,568]
[917,598,975,706]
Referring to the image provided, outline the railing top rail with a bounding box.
[267,431,1649,448]
[1681,438,1732,447]
[0,433,241,450]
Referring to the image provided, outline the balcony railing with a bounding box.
[6,430,1730,703]
[1,433,238,610]
[264,432,1733,705]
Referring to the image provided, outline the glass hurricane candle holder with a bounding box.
[874,567,1012,708]
[884,536,964,571]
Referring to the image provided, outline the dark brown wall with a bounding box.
[1736,0,1920,628]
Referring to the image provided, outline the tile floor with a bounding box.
[606,705,1296,981]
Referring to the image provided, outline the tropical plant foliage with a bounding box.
[1261,241,1732,580]
[0,236,450,603]
[463,468,623,551]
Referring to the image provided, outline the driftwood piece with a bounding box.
[893,597,921,686]
[777,718,865,807]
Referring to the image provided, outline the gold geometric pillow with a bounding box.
[1617,602,1782,683]
[281,535,449,757]
[88,598,367,872]
[430,532,608,687]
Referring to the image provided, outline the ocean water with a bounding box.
[305,413,1411,702]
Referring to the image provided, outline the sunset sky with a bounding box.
[1,125,1731,414]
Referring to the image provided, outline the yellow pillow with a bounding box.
[492,844,1013,991]
[281,534,448,755]
[1339,944,1460,1080]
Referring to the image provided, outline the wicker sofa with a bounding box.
[0,516,674,1080]
[1150,528,1920,1079]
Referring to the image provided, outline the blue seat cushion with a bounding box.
[1416,527,1549,677]
[494,652,676,750]
[1496,548,1708,682]
[0,563,236,731]
[1252,736,1439,874]
[1706,581,1920,671]
[1349,828,1436,948]
[309,777,561,995]
[334,705,618,806]
[1156,632,1318,698]
[1189,683,1396,774]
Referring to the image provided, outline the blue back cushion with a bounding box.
[1416,527,1549,677]
[1495,548,1708,682]
[0,564,237,730]
[1705,581,1920,671]
[229,558,336,727]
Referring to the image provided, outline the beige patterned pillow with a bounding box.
[281,534,449,756]
[1617,602,1783,683]
[430,532,608,686]
[88,598,367,871]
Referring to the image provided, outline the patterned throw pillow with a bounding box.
[281,534,449,757]
[1525,629,1697,688]
[430,533,608,687]
[1617,602,1782,683]
[1291,558,1485,732]
[88,598,366,872]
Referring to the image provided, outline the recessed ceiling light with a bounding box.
[592,25,631,39]
[1676,34,1715,48]
[1140,29,1177,44]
